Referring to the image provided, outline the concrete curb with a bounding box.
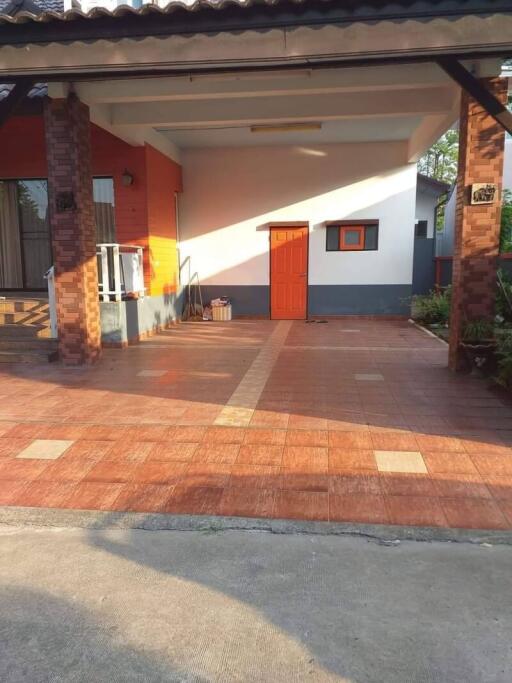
[1,506,512,545]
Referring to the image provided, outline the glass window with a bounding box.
[0,179,51,290]
[93,177,116,244]
[326,226,340,251]
[415,220,428,238]
[325,222,379,253]
[364,225,378,250]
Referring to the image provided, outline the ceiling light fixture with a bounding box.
[250,122,322,134]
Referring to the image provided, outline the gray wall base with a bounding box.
[189,285,269,317]
[308,285,412,316]
[100,291,184,345]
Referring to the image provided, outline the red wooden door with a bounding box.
[270,226,308,320]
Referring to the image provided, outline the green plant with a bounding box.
[461,319,495,344]
[495,331,512,389]
[496,268,512,322]
[413,287,451,325]
[500,190,512,254]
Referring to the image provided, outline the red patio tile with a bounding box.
[431,474,491,499]
[273,490,328,521]
[203,426,246,444]
[60,440,114,462]
[132,461,187,485]
[192,443,240,464]
[0,459,50,482]
[415,434,466,453]
[250,410,290,429]
[422,451,478,475]
[243,428,287,446]
[163,485,223,515]
[285,430,328,447]
[287,415,329,430]
[171,426,207,443]
[329,493,389,524]
[0,479,29,505]
[42,424,88,440]
[370,432,419,451]
[219,487,275,518]
[278,470,329,492]
[0,438,32,459]
[14,481,75,508]
[462,436,511,455]
[281,446,328,473]
[469,453,512,476]
[441,497,508,530]
[101,440,155,463]
[1,423,47,440]
[84,461,139,484]
[110,483,173,512]
[328,431,373,449]
[329,472,382,496]
[379,473,436,497]
[328,449,377,472]
[181,463,232,488]
[498,500,512,526]
[80,425,127,441]
[62,481,125,511]
[35,458,96,483]
[385,495,448,527]
[229,464,279,489]
[483,475,512,501]
[123,425,172,442]
[147,442,198,462]
[0,421,18,437]
[236,444,283,466]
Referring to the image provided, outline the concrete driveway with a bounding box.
[0,526,511,682]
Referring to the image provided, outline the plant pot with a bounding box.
[459,341,497,376]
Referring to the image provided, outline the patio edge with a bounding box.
[1,506,512,545]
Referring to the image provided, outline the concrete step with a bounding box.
[0,349,58,364]
[0,311,50,325]
[0,298,49,314]
[0,324,52,339]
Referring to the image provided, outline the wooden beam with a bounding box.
[437,57,512,135]
[0,79,34,128]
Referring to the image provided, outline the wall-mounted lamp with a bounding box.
[121,169,134,186]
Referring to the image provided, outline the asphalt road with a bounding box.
[0,526,511,682]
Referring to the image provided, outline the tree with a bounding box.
[418,129,459,185]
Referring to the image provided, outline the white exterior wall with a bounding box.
[178,142,416,290]
[415,191,438,239]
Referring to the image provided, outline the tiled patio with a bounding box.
[0,319,512,530]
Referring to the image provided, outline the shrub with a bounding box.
[413,287,451,325]
[496,269,512,322]
[495,331,512,389]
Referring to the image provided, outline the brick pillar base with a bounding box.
[44,95,101,365]
[448,78,507,371]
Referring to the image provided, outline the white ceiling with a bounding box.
[156,117,423,148]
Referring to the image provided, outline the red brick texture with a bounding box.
[43,96,102,365]
[448,78,507,371]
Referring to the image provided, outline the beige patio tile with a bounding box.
[16,439,75,460]
[374,450,427,474]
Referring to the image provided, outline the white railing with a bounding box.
[44,266,58,339]
[96,243,145,302]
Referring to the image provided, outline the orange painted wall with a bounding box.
[0,114,182,296]
[145,144,183,296]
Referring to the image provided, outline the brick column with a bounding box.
[448,78,507,371]
[44,94,101,365]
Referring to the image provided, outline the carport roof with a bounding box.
[1,0,512,44]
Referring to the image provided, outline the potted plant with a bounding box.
[460,319,496,374]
